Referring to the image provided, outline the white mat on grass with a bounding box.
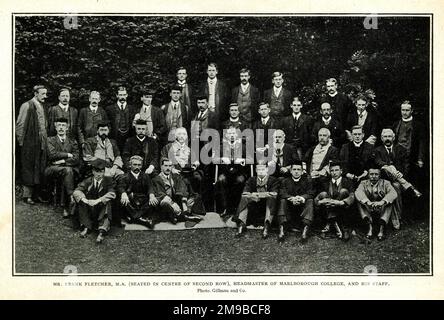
[123,212,263,231]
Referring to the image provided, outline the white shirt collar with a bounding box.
[261,116,270,124]
[322,116,332,124]
[131,171,140,179]
[118,102,127,109]
[358,109,367,117]
[207,77,217,84]
[353,141,363,147]
[293,112,301,120]
[58,135,67,142]
[198,109,208,117]
[58,103,69,111]
[402,116,413,122]
[89,105,98,112]
[332,176,342,185]
[273,86,282,95]
[240,83,250,91]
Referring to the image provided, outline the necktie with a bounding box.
[198,112,203,120]
[61,138,65,144]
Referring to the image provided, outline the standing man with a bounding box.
[118,155,159,228]
[73,159,116,244]
[346,95,379,145]
[176,67,195,116]
[201,62,229,121]
[277,161,315,243]
[280,96,312,159]
[263,71,292,119]
[233,163,279,239]
[190,95,219,140]
[355,166,398,240]
[231,68,260,125]
[311,102,345,148]
[221,103,248,131]
[122,119,159,175]
[45,117,80,217]
[47,87,78,140]
[321,78,353,125]
[161,85,191,134]
[16,84,48,204]
[106,86,137,153]
[78,91,108,145]
[252,102,280,150]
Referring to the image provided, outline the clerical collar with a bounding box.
[136,135,146,142]
[322,116,332,124]
[292,177,301,182]
[353,141,363,147]
[230,117,239,122]
[328,91,338,97]
[178,80,186,85]
[402,116,413,122]
[58,103,69,110]
[131,171,140,179]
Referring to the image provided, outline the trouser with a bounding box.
[157,195,194,222]
[78,201,112,232]
[125,194,153,220]
[214,173,246,214]
[44,165,76,196]
[357,202,393,225]
[278,198,314,226]
[22,185,34,198]
[315,189,352,228]
[115,131,130,155]
[233,196,277,226]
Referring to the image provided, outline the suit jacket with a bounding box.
[231,84,261,122]
[279,174,315,200]
[161,101,190,133]
[73,176,116,203]
[339,141,374,176]
[311,116,345,148]
[280,113,312,151]
[393,118,426,164]
[201,79,229,121]
[355,179,398,205]
[315,176,355,206]
[77,107,108,145]
[134,104,167,139]
[117,172,154,196]
[178,82,195,116]
[83,137,123,169]
[264,143,300,177]
[303,145,339,174]
[47,105,78,139]
[320,92,353,125]
[346,110,379,140]
[122,136,159,172]
[373,144,409,175]
[263,87,292,117]
[252,116,280,147]
[151,173,188,201]
[243,175,280,193]
[191,109,219,137]
[46,135,80,168]
[105,103,137,139]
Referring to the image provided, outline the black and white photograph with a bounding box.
[10,11,432,278]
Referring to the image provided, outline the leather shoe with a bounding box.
[300,225,309,244]
[262,222,270,239]
[79,228,88,238]
[235,224,245,238]
[24,197,35,205]
[62,209,69,218]
[365,224,373,239]
[96,232,105,244]
[277,225,285,242]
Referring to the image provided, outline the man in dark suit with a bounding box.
[311,102,345,149]
[45,117,80,217]
[176,67,196,116]
[190,95,219,140]
[321,78,353,125]
[133,88,167,145]
[280,96,312,159]
[221,103,248,131]
[339,125,374,185]
[16,85,48,204]
[47,88,78,140]
[277,161,315,243]
[314,161,355,241]
[152,158,194,224]
[117,155,159,228]
[231,68,260,125]
[161,85,191,134]
[105,86,137,153]
[263,71,292,119]
[201,62,229,121]
[345,95,379,145]
[303,128,339,182]
[122,119,159,175]
[77,91,109,145]
[214,128,252,216]
[73,159,116,243]
[252,102,280,150]
[233,163,279,239]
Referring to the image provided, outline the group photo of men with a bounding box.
[13,16,431,273]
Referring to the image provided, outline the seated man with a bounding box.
[303,127,339,184]
[232,163,279,238]
[73,159,116,244]
[122,119,159,175]
[314,161,355,241]
[45,117,80,217]
[117,155,159,228]
[152,158,196,224]
[82,121,124,179]
[214,127,251,215]
[277,161,315,243]
[355,166,398,241]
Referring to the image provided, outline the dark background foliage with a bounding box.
[15,15,430,125]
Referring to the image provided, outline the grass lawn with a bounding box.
[14,200,430,274]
